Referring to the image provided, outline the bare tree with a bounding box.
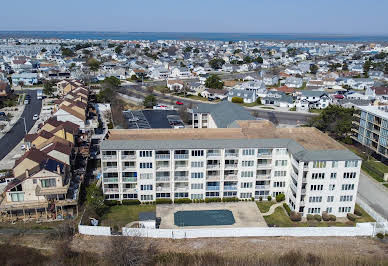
[360,145,373,161]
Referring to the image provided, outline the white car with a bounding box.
[21,144,26,150]
[33,114,39,120]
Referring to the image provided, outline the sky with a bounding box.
[1,0,387,35]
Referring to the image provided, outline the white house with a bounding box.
[12,73,38,86]
[227,89,257,104]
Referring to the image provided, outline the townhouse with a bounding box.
[100,120,361,217]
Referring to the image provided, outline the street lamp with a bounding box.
[21,117,27,135]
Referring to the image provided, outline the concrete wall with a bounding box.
[78,224,111,236]
[122,223,375,239]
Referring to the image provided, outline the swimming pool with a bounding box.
[174,209,235,226]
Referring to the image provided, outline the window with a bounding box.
[139,173,153,180]
[338,207,351,213]
[104,172,119,178]
[274,148,287,155]
[329,184,335,191]
[140,151,152,157]
[123,172,137,178]
[223,191,237,197]
[313,161,326,168]
[273,181,285,188]
[274,171,286,177]
[241,182,253,188]
[326,207,333,213]
[191,150,204,157]
[242,160,254,167]
[140,184,153,191]
[240,192,252,198]
[310,184,323,191]
[258,149,272,156]
[242,149,255,156]
[141,195,153,201]
[175,192,189,198]
[105,194,119,199]
[140,162,153,169]
[10,193,24,202]
[275,160,287,167]
[123,194,137,199]
[340,195,353,202]
[191,161,204,168]
[311,173,325,179]
[33,179,37,184]
[191,172,204,179]
[327,196,334,202]
[191,183,203,189]
[156,193,170,198]
[241,171,254,178]
[41,178,56,188]
[206,192,219,197]
[343,172,356,179]
[345,160,358,167]
[332,161,339,168]
[330,173,337,179]
[191,193,203,199]
[309,196,322,203]
[342,184,355,191]
[308,208,321,214]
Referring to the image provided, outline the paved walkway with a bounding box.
[261,202,284,216]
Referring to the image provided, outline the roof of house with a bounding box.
[193,101,256,128]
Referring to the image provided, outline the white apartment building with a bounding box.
[100,121,361,217]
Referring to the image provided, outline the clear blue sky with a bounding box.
[1,0,387,34]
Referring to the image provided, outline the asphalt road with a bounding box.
[357,172,388,220]
[0,90,42,161]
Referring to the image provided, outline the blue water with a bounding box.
[0,31,387,42]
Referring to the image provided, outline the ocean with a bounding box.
[0,31,387,43]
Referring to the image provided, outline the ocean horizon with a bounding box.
[0,31,387,42]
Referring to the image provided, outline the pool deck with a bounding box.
[157,202,267,229]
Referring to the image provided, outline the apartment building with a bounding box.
[100,120,361,217]
[352,105,388,160]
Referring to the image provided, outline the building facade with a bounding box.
[100,122,361,218]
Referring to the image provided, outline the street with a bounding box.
[357,172,388,220]
[0,90,42,161]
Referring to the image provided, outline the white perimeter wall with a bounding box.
[78,224,111,236]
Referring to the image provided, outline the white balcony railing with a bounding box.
[102,155,117,160]
[156,154,170,160]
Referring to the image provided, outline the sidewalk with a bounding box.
[0,104,26,139]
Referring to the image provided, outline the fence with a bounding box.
[357,197,388,234]
[78,224,111,236]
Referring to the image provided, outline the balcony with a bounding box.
[206,175,221,181]
[102,155,117,160]
[122,187,137,193]
[122,165,136,172]
[156,186,171,192]
[224,186,238,191]
[155,154,170,160]
[257,153,272,158]
[121,155,136,160]
[156,165,170,171]
[156,176,170,182]
[174,187,189,192]
[207,152,221,158]
[255,185,269,190]
[35,184,69,196]
[207,164,220,169]
[225,153,238,158]
[103,167,117,172]
[104,188,119,193]
[256,174,270,180]
[122,177,137,183]
[174,165,188,171]
[257,164,272,169]
[224,174,238,180]
[103,177,118,183]
[174,154,189,160]
[290,182,297,193]
[174,176,189,181]
[224,164,238,169]
[301,188,306,194]
[206,186,220,191]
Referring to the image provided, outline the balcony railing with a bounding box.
[174,165,188,170]
[225,153,238,157]
[224,174,238,180]
[207,164,220,169]
[174,154,189,160]
[121,155,136,160]
[156,165,170,170]
[206,186,220,191]
[257,153,272,158]
[122,188,136,193]
[206,175,221,180]
[122,177,137,182]
[257,164,272,169]
[122,165,136,171]
[224,164,238,169]
[156,154,170,160]
[103,177,118,183]
[224,186,238,191]
[256,174,270,179]
[103,167,117,172]
[104,188,119,193]
[174,176,189,181]
[102,155,117,160]
[174,187,189,192]
[156,176,170,182]
[255,185,269,189]
[156,186,171,192]
[207,153,221,157]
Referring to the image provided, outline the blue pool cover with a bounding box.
[174,210,235,226]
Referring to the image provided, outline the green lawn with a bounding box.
[309,109,323,114]
[263,206,293,227]
[256,201,276,213]
[242,102,261,107]
[384,184,388,189]
[260,106,275,110]
[354,204,375,223]
[100,205,156,228]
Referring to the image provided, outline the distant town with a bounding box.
[0,36,387,264]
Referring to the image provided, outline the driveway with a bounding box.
[357,172,388,220]
[0,90,42,161]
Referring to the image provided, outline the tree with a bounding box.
[43,80,55,96]
[103,76,121,88]
[233,49,242,54]
[130,75,138,81]
[143,95,157,108]
[310,64,319,74]
[115,44,123,54]
[193,48,200,53]
[183,46,193,53]
[18,81,24,89]
[208,58,225,70]
[41,48,47,53]
[205,74,224,89]
[363,60,372,77]
[86,183,106,217]
[255,56,263,64]
[87,58,101,73]
[256,97,262,105]
[61,47,75,57]
[253,48,259,53]
[342,63,349,71]
[243,56,252,63]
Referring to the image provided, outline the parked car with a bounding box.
[24,99,30,104]
[175,101,184,105]
[21,144,26,150]
[33,114,39,120]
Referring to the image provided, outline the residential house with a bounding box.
[262,91,293,108]
[227,89,257,104]
[12,73,38,86]
[284,76,303,88]
[296,91,332,110]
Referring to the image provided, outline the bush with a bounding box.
[307,214,314,221]
[155,198,172,204]
[376,233,384,239]
[329,215,336,221]
[322,211,330,221]
[231,97,243,104]
[267,196,272,201]
[354,208,363,216]
[122,199,141,205]
[222,197,239,202]
[205,197,222,203]
[259,196,263,201]
[276,193,285,202]
[104,200,120,206]
[283,203,291,216]
[347,213,357,221]
[314,214,322,222]
[290,211,302,222]
[174,198,192,204]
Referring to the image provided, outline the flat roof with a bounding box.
[357,105,388,119]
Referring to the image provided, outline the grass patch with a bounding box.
[264,206,293,227]
[384,184,388,189]
[309,109,323,114]
[256,201,276,213]
[242,102,261,107]
[150,85,169,93]
[100,204,156,228]
[260,106,275,110]
[354,204,375,223]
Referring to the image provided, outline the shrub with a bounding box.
[283,203,291,216]
[122,199,141,205]
[354,208,363,216]
[222,197,238,202]
[276,193,285,202]
[329,215,336,221]
[307,214,314,221]
[322,211,330,221]
[174,198,192,204]
[347,213,357,221]
[155,198,172,204]
[314,214,322,222]
[267,196,272,201]
[205,197,222,203]
[290,211,302,222]
[231,97,243,104]
[104,200,120,206]
[259,196,263,201]
[251,197,255,201]
[376,233,384,239]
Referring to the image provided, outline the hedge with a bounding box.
[354,208,363,216]
[267,196,272,201]
[174,198,192,204]
[104,200,120,206]
[283,203,291,216]
[307,214,314,221]
[314,214,322,222]
[347,213,357,221]
[205,197,222,203]
[122,199,141,205]
[276,193,285,202]
[222,197,239,202]
[322,211,330,221]
[155,198,172,204]
[231,97,243,104]
[290,211,302,222]
[329,214,336,221]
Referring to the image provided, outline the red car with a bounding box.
[175,101,184,105]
